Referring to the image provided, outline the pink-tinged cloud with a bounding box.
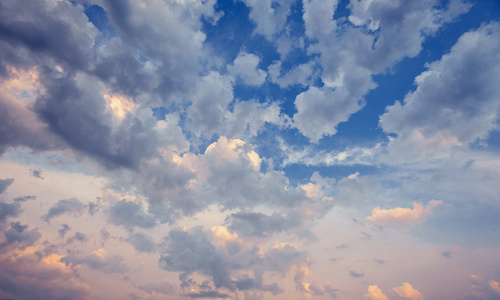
[393,282,424,300]
[364,285,389,300]
[366,201,442,226]
[490,280,500,294]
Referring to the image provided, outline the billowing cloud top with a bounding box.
[0,0,500,299]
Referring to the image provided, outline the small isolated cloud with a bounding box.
[350,270,364,278]
[392,282,424,300]
[29,169,44,179]
[42,198,85,223]
[366,201,442,226]
[364,285,388,300]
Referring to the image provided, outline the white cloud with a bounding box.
[380,23,500,147]
[228,52,267,86]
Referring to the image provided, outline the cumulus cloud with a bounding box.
[42,198,85,223]
[364,285,388,300]
[380,23,500,152]
[366,201,442,226]
[293,0,470,142]
[392,282,424,300]
[228,52,267,86]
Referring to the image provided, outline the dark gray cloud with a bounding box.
[42,198,85,223]
[349,270,364,278]
[0,0,97,70]
[159,227,235,291]
[66,232,87,244]
[108,199,156,229]
[58,224,70,238]
[0,178,14,194]
[0,202,22,227]
[0,221,41,252]
[128,233,156,253]
[14,195,36,202]
[29,169,44,179]
[227,212,296,238]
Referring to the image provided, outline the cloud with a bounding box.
[380,23,500,152]
[242,0,294,39]
[294,0,470,142]
[392,282,424,300]
[366,201,442,226]
[42,198,85,223]
[490,280,500,295]
[364,285,388,300]
[108,199,156,229]
[0,178,14,194]
[66,232,87,244]
[350,270,364,278]
[62,249,127,274]
[58,224,70,238]
[127,233,156,253]
[0,221,41,252]
[228,52,267,86]
[0,250,90,300]
[159,227,234,291]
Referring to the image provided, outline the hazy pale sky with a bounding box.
[1,0,500,299]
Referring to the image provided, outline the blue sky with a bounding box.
[1,0,500,299]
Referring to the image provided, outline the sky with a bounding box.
[0,0,500,299]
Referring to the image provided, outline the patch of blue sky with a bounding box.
[83,4,119,44]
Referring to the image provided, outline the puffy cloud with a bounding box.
[159,227,234,290]
[42,198,85,223]
[293,86,367,143]
[108,199,156,229]
[364,285,388,300]
[242,0,294,39]
[366,201,442,226]
[187,71,234,138]
[380,23,500,150]
[392,282,424,300]
[294,0,470,142]
[228,52,267,86]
